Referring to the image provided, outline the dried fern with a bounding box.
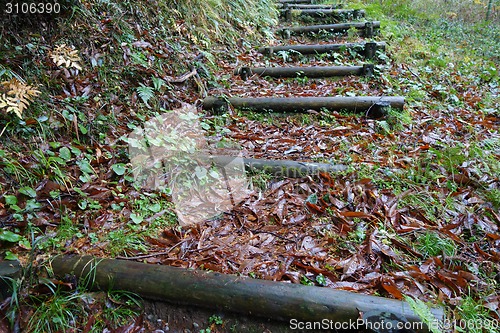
[49,44,83,70]
[0,78,41,119]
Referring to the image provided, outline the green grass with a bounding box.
[456,295,495,333]
[414,231,456,258]
[25,284,141,333]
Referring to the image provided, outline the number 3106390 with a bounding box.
[4,2,61,14]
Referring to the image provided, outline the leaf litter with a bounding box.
[0,4,499,331]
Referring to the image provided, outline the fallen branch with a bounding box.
[116,240,188,260]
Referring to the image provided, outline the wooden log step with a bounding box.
[234,64,375,80]
[203,96,404,118]
[278,0,315,4]
[284,8,365,21]
[281,21,381,37]
[51,255,444,332]
[258,41,385,59]
[278,3,343,9]
[206,155,347,177]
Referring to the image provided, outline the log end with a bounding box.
[203,96,229,114]
[0,260,22,301]
[366,100,391,119]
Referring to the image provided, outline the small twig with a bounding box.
[163,68,197,84]
[402,63,426,85]
[116,239,188,260]
[0,122,9,139]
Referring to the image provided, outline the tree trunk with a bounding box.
[234,64,374,80]
[51,255,444,332]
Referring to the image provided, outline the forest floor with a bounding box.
[0,0,499,332]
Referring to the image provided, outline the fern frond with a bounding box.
[136,84,155,107]
[403,296,442,333]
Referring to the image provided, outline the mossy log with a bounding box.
[281,21,380,35]
[51,255,444,332]
[234,64,374,80]
[258,42,385,58]
[203,96,403,117]
[206,155,347,177]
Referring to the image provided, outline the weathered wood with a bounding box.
[234,64,374,80]
[0,260,21,300]
[203,96,404,117]
[278,3,343,9]
[203,96,405,117]
[285,8,365,21]
[278,0,314,3]
[206,155,347,177]
[51,255,444,332]
[281,21,380,35]
[258,41,386,57]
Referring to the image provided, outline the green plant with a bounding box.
[403,295,441,333]
[0,149,37,185]
[456,295,494,333]
[22,276,142,333]
[37,215,82,251]
[484,188,500,209]
[136,83,155,108]
[102,289,143,327]
[106,229,148,257]
[300,275,314,286]
[414,231,455,258]
[208,314,223,325]
[295,71,309,85]
[315,274,327,286]
[248,169,273,191]
[27,283,83,333]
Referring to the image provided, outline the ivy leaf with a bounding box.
[4,195,17,205]
[0,230,22,243]
[59,147,71,161]
[4,251,18,261]
[18,186,36,198]
[76,159,94,174]
[112,163,127,175]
